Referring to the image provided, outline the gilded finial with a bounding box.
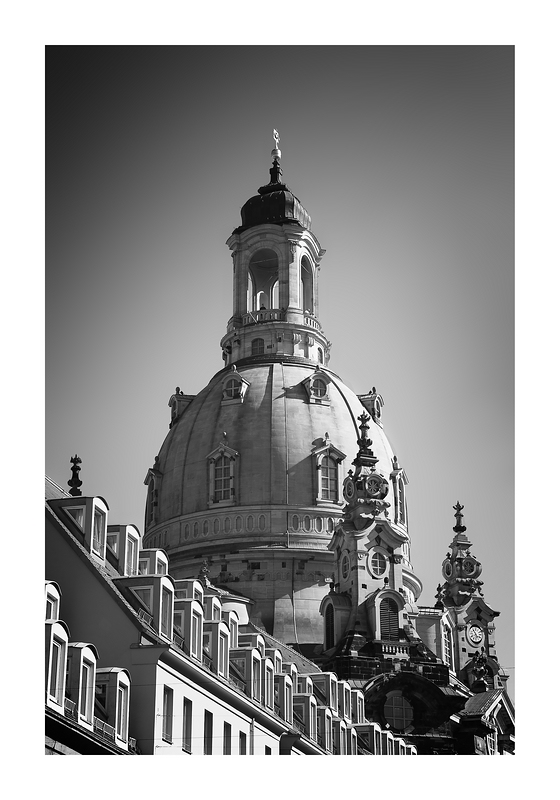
[68,454,83,496]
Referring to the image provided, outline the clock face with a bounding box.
[468,625,484,644]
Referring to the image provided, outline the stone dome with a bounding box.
[146,359,402,551]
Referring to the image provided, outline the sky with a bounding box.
[45,46,514,696]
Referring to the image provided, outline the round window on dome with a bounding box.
[312,378,327,398]
[224,378,241,399]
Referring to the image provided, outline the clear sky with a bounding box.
[45,46,514,696]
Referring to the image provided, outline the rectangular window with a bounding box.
[239,731,247,755]
[46,595,58,621]
[107,533,118,553]
[252,657,260,700]
[182,698,192,753]
[214,457,231,502]
[203,710,213,755]
[157,559,166,575]
[223,722,231,755]
[229,617,238,648]
[49,638,63,702]
[80,660,94,722]
[138,559,148,575]
[265,666,274,708]
[132,587,152,611]
[92,509,106,555]
[161,588,172,638]
[218,633,227,676]
[265,746,272,755]
[116,684,128,740]
[162,686,173,743]
[126,535,138,575]
[285,682,293,724]
[192,613,201,659]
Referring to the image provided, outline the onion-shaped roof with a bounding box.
[235,157,311,232]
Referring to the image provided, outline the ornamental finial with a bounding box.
[273,128,280,151]
[453,501,466,533]
[68,454,83,496]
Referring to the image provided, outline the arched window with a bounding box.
[248,249,279,311]
[271,280,279,308]
[252,338,265,356]
[325,604,335,649]
[300,256,314,312]
[380,598,399,641]
[247,270,255,312]
[320,455,338,501]
[384,692,414,731]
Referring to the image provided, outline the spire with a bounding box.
[440,502,483,607]
[261,128,285,190]
[68,454,83,496]
[353,412,379,470]
[453,501,466,533]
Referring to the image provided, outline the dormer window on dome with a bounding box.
[312,434,346,506]
[304,368,332,406]
[221,367,250,405]
[207,438,239,507]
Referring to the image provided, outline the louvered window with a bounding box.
[379,598,399,641]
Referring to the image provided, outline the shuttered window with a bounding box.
[380,598,399,640]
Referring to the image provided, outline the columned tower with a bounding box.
[221,134,330,367]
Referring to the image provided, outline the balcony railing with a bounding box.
[137,608,153,627]
[64,698,77,720]
[242,309,285,326]
[94,716,116,742]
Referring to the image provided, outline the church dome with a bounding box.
[143,135,411,644]
[147,361,399,539]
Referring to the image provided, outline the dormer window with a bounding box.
[303,369,332,406]
[65,506,85,530]
[311,437,346,506]
[207,442,239,507]
[126,534,139,576]
[221,367,250,405]
[92,507,106,556]
[161,588,172,639]
[45,583,61,621]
